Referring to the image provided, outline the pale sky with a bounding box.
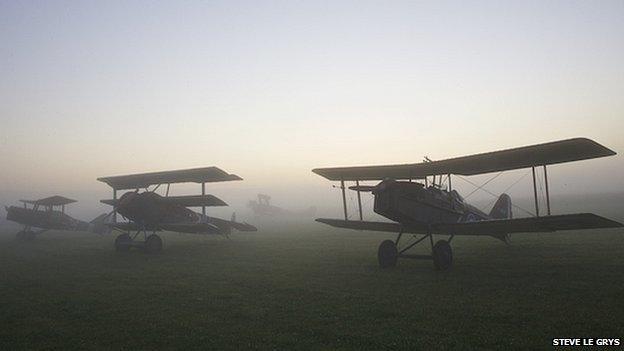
[1,1,623,217]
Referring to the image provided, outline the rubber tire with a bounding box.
[114,234,132,252]
[377,240,398,268]
[145,234,163,254]
[432,240,453,271]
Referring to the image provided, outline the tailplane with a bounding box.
[229,211,257,232]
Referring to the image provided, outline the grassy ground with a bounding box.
[0,220,623,350]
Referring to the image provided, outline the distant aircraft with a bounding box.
[248,194,317,217]
[313,138,623,270]
[98,167,257,253]
[5,195,111,240]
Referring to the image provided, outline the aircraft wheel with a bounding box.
[377,240,398,268]
[432,240,453,271]
[114,234,132,252]
[145,234,162,254]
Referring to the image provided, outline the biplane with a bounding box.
[5,195,111,240]
[312,138,623,270]
[97,166,257,253]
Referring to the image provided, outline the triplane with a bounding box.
[5,195,110,240]
[98,166,257,253]
[313,138,623,270]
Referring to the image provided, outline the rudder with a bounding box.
[88,212,113,235]
[489,193,512,244]
[489,193,512,219]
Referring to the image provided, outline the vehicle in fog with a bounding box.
[248,194,317,217]
[5,196,110,240]
[313,138,623,270]
[98,167,257,253]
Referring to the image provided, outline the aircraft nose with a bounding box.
[117,191,137,209]
[374,179,394,193]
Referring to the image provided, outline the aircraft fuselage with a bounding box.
[116,191,199,229]
[5,206,87,231]
[114,191,257,234]
[372,180,489,226]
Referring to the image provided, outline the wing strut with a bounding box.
[532,167,539,216]
[356,180,363,221]
[530,165,552,217]
[113,189,117,223]
[201,182,206,217]
[544,165,551,215]
[341,179,348,221]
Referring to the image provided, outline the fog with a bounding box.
[1,160,623,224]
[2,3,624,349]
[1,1,623,220]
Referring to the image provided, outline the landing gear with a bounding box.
[377,240,398,268]
[432,240,453,271]
[145,234,162,254]
[15,230,36,241]
[114,231,163,253]
[114,233,132,252]
[379,229,454,271]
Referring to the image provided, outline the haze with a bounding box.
[1,1,623,218]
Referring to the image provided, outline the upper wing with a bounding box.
[312,138,615,181]
[20,195,77,206]
[316,213,622,235]
[101,194,228,207]
[97,167,242,190]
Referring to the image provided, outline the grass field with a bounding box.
[1,219,623,350]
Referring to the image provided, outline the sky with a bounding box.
[1,0,623,218]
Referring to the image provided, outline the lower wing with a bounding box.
[108,219,257,234]
[106,222,222,234]
[316,213,622,236]
[161,223,222,234]
[316,218,427,234]
[206,216,258,232]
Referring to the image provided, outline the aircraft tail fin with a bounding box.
[489,194,512,244]
[489,194,512,220]
[88,212,113,235]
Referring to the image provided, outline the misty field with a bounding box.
[1,219,623,350]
